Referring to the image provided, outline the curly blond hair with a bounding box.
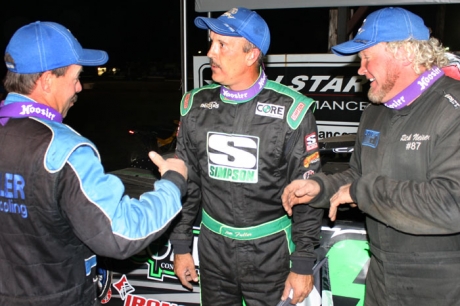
[386,37,448,74]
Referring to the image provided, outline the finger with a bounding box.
[180,272,193,290]
[148,151,165,167]
[283,205,293,216]
[328,205,338,221]
[290,292,304,304]
[280,286,291,301]
[189,268,199,282]
[281,190,289,203]
[281,194,293,216]
[182,279,193,290]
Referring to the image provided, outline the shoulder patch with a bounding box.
[180,92,193,116]
[287,99,315,130]
[180,83,220,116]
[265,80,316,130]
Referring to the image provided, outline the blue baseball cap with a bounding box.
[195,7,270,55]
[332,7,430,56]
[5,21,108,74]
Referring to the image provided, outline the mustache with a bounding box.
[209,59,220,69]
[71,95,78,103]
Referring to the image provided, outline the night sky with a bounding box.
[1,2,187,72]
[0,2,329,68]
[1,2,460,79]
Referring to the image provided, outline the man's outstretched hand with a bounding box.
[281,179,320,216]
[149,151,187,180]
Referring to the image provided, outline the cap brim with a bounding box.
[331,40,378,56]
[77,49,109,66]
[195,17,241,37]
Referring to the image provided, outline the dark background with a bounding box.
[1,2,460,171]
[2,2,460,78]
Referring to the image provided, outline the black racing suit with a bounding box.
[0,94,186,306]
[310,75,460,305]
[170,79,323,305]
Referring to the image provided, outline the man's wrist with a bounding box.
[162,170,187,196]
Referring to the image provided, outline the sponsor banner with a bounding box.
[194,54,370,137]
[317,120,359,139]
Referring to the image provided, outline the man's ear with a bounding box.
[38,71,54,92]
[397,46,413,67]
[246,48,261,66]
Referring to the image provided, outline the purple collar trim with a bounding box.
[220,69,267,103]
[0,101,63,126]
[384,66,444,110]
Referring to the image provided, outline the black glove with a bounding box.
[96,260,113,301]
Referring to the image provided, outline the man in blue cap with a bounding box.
[0,21,187,305]
[169,7,323,306]
[282,7,460,305]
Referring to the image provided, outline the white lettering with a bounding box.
[400,134,430,141]
[258,73,267,89]
[343,76,368,93]
[321,77,343,92]
[315,100,369,111]
[19,104,56,120]
[208,134,257,168]
[400,134,412,141]
[418,67,442,90]
[274,74,366,93]
[274,75,284,83]
[444,94,460,109]
[309,76,330,91]
[235,232,252,238]
[290,75,309,91]
[412,134,430,141]
[160,262,174,269]
[222,89,248,99]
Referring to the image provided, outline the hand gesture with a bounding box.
[148,151,187,180]
[281,180,320,216]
